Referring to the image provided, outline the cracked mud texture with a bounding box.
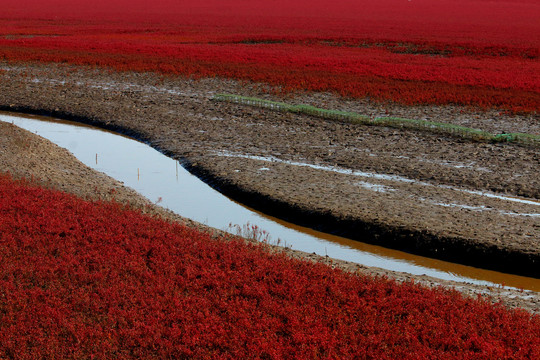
[0,61,539,277]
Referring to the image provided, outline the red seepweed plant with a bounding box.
[0,173,539,358]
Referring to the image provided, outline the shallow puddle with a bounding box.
[2,111,539,291]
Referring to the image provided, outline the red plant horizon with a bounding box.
[1,0,539,112]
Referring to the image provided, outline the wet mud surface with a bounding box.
[0,61,538,278]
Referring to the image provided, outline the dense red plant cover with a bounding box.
[0,173,539,359]
[1,0,539,112]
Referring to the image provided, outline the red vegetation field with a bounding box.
[1,0,539,112]
[1,173,539,358]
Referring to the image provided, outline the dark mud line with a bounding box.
[183,160,540,278]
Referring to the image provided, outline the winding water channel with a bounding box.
[2,112,539,291]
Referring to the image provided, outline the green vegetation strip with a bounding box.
[213,94,540,147]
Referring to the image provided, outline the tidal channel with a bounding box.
[2,112,539,291]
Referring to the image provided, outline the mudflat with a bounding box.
[0,62,538,276]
